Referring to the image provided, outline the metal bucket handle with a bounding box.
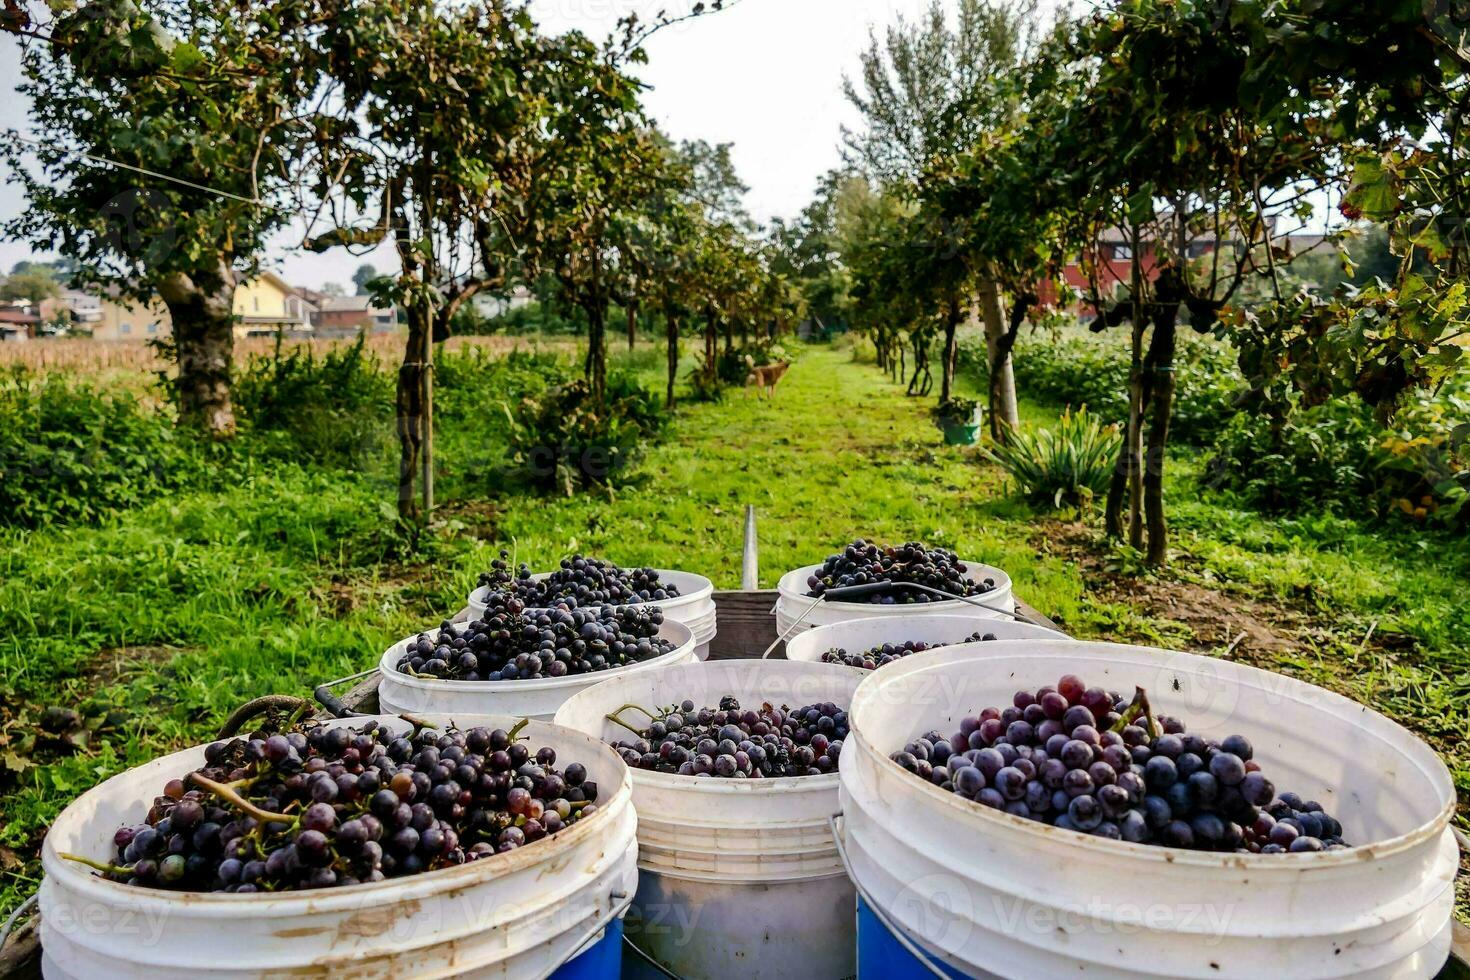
[763,580,997,660]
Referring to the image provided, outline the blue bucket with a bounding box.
[550,916,624,979]
[857,897,966,979]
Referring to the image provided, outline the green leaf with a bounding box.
[1344,154,1400,221]
[1125,186,1155,225]
[1408,220,1450,262]
[170,41,206,73]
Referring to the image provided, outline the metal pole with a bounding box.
[741,505,759,589]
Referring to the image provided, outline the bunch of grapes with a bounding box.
[608,696,847,778]
[80,721,601,893]
[820,630,996,670]
[478,551,679,613]
[805,539,992,603]
[398,604,673,681]
[890,674,1350,854]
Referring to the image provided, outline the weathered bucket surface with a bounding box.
[554,659,864,979]
[378,618,697,720]
[776,561,1014,637]
[784,612,1066,669]
[40,714,638,979]
[840,640,1458,979]
[468,569,718,660]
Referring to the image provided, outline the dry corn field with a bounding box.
[0,333,582,380]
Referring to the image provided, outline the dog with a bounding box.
[744,358,790,398]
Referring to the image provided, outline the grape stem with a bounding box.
[603,710,646,737]
[1110,686,1161,738]
[188,772,296,824]
[59,853,134,876]
[221,775,260,791]
[397,712,433,732]
[611,702,658,720]
[284,701,313,731]
[507,718,530,742]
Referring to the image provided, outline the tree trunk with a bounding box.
[704,310,717,369]
[940,294,960,403]
[1143,305,1179,565]
[666,314,679,408]
[395,302,431,524]
[626,300,637,351]
[1105,306,1159,540]
[977,277,1019,440]
[1125,228,1146,550]
[990,292,1032,424]
[723,318,734,353]
[157,263,237,437]
[584,300,607,402]
[1103,440,1130,538]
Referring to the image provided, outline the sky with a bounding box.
[0,0,959,292]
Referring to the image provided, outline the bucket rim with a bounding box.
[785,613,1068,667]
[41,714,635,913]
[845,639,1458,872]
[380,619,696,693]
[777,561,1013,608]
[468,569,715,615]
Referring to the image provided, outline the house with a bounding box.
[83,273,322,341]
[92,293,172,341]
[233,272,315,338]
[309,295,400,338]
[0,308,39,341]
[1041,215,1282,313]
[39,289,105,326]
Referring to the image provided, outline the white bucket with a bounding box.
[467,570,719,660]
[553,659,863,980]
[839,640,1458,979]
[40,714,639,979]
[784,613,1067,669]
[378,619,697,720]
[775,561,1014,637]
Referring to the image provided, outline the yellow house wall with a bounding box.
[233,277,291,318]
[93,297,172,341]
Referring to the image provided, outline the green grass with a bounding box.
[1,341,1465,922]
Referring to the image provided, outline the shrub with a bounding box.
[687,355,725,402]
[504,372,664,494]
[433,347,563,423]
[1206,380,1470,526]
[0,367,193,527]
[963,332,1245,444]
[982,407,1122,509]
[233,335,393,467]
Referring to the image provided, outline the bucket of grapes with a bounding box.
[784,612,1067,671]
[554,658,863,980]
[465,555,718,659]
[39,713,637,978]
[776,539,1015,636]
[838,639,1458,979]
[379,605,697,721]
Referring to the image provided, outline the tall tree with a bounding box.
[1029,1,1328,562]
[352,263,379,295]
[3,0,323,436]
[841,0,1039,430]
[0,268,62,304]
[306,0,552,522]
